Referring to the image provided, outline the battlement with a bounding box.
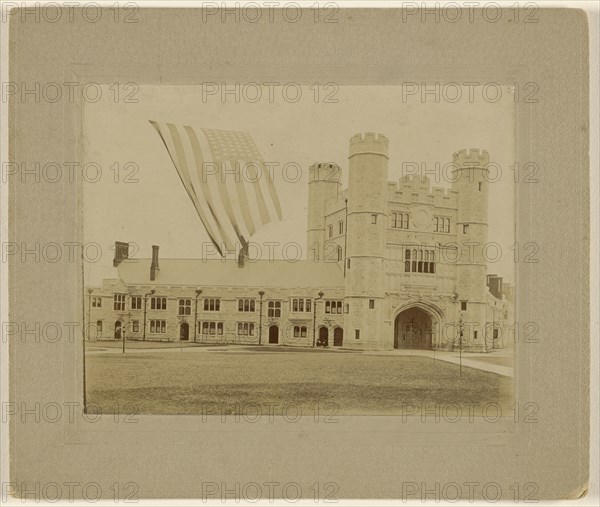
[309,162,342,183]
[452,148,490,167]
[388,176,458,208]
[349,132,389,158]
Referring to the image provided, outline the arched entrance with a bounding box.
[114,320,122,340]
[180,322,189,341]
[394,307,434,349]
[333,327,343,347]
[318,326,329,347]
[268,325,279,344]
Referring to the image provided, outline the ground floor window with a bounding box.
[237,322,255,336]
[201,321,224,335]
[293,326,307,338]
[96,320,102,333]
[132,320,139,332]
[150,320,166,333]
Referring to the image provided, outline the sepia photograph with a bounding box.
[3,3,592,503]
[83,84,517,416]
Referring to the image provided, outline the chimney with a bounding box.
[113,241,129,267]
[150,245,160,281]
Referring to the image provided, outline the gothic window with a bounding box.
[150,320,166,333]
[405,248,437,274]
[291,298,311,313]
[113,294,126,311]
[150,296,167,310]
[238,299,255,312]
[130,296,142,310]
[268,301,281,318]
[204,298,221,311]
[178,299,192,315]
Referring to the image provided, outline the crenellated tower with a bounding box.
[306,162,342,262]
[344,133,389,350]
[452,148,490,351]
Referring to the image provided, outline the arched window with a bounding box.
[433,217,439,232]
[405,249,411,260]
[418,261,423,273]
[430,262,436,273]
[405,260,410,272]
[412,260,417,272]
[391,213,397,228]
[337,246,343,261]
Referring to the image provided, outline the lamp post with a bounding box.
[122,312,131,354]
[87,288,93,341]
[457,312,464,376]
[312,291,324,348]
[143,289,155,341]
[194,289,202,343]
[492,301,496,350]
[258,290,265,345]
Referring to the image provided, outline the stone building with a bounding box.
[86,132,514,352]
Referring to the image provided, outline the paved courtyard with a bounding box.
[85,344,514,416]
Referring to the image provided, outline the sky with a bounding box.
[83,84,516,286]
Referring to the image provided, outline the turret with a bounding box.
[452,148,490,351]
[344,133,389,350]
[306,162,341,261]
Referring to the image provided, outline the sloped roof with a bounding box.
[117,258,345,289]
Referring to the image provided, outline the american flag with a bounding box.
[150,121,283,256]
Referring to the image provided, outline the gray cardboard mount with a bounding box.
[7,7,589,501]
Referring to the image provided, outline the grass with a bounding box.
[86,340,218,350]
[85,347,514,416]
[467,355,515,368]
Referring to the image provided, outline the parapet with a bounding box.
[309,162,342,183]
[349,132,389,158]
[452,148,490,168]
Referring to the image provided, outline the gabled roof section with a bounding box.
[116,258,345,289]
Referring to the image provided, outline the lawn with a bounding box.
[467,355,515,368]
[85,346,514,416]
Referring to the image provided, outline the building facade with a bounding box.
[86,132,514,352]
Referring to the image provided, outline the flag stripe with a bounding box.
[186,126,246,248]
[166,122,235,251]
[150,121,224,256]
